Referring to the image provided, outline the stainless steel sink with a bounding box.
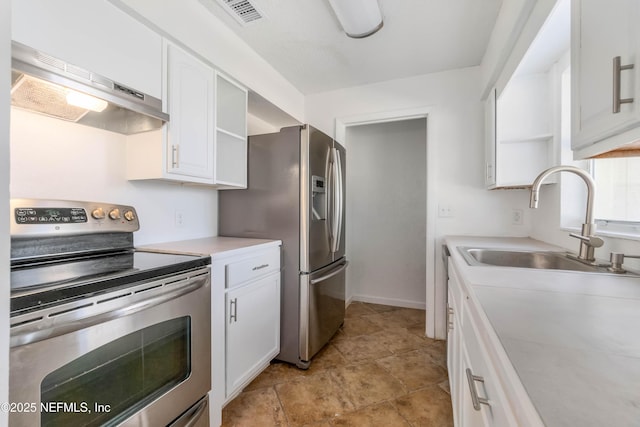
[458,247,639,276]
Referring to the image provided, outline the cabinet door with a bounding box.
[12,0,162,98]
[226,273,280,398]
[447,289,462,427]
[215,73,247,188]
[165,42,215,180]
[485,88,497,188]
[461,302,519,427]
[571,0,640,153]
[460,345,490,427]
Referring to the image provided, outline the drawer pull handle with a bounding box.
[466,368,490,410]
[229,298,238,323]
[252,264,269,271]
[172,145,179,168]
[613,56,635,113]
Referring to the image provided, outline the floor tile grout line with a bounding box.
[222,303,452,426]
[272,384,292,427]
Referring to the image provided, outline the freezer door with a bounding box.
[301,126,334,273]
[299,259,347,364]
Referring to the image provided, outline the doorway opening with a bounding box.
[345,119,427,308]
[335,107,438,338]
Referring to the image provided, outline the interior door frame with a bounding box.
[335,106,442,340]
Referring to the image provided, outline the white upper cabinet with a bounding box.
[486,0,568,189]
[492,73,556,188]
[11,0,162,98]
[215,73,248,188]
[484,89,497,187]
[165,41,215,181]
[127,43,248,188]
[571,0,640,158]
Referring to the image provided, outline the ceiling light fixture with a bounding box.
[327,0,384,39]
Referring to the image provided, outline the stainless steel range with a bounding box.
[9,199,211,427]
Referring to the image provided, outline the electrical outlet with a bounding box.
[175,210,185,228]
[512,208,524,225]
[438,204,454,218]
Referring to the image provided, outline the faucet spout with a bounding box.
[529,188,540,209]
[529,165,599,263]
[529,165,596,224]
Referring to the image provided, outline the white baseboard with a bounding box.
[350,294,426,310]
[345,294,354,308]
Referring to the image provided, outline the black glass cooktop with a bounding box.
[10,250,211,315]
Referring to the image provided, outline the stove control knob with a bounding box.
[123,210,136,222]
[109,208,121,220]
[91,208,106,220]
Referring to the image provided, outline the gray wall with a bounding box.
[345,118,427,308]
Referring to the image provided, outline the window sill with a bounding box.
[560,225,640,242]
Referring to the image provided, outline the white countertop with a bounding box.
[444,236,640,427]
[139,236,281,258]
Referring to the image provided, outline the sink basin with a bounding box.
[457,247,639,276]
[459,247,597,272]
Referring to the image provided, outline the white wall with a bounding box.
[0,0,10,424]
[306,66,533,338]
[345,119,427,309]
[10,109,218,245]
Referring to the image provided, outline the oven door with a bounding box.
[9,267,211,427]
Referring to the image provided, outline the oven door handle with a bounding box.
[169,396,208,427]
[11,274,208,347]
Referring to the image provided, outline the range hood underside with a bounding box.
[11,42,168,135]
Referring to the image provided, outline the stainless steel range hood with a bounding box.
[11,41,169,135]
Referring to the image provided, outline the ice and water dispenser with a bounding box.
[312,175,326,220]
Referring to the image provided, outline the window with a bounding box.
[591,157,640,233]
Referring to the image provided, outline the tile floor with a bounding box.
[221,302,454,426]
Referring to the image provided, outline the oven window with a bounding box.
[40,316,191,426]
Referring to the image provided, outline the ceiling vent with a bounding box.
[209,0,266,25]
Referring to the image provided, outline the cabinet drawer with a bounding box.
[226,248,280,288]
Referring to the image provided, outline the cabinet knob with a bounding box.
[109,208,121,220]
[123,210,136,221]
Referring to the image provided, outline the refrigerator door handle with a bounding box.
[335,148,344,253]
[330,148,340,253]
[310,261,349,284]
[327,148,335,251]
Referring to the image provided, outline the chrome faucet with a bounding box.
[529,165,604,263]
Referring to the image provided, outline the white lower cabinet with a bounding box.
[211,243,281,426]
[225,272,280,396]
[447,255,543,427]
[447,288,462,426]
[460,303,518,427]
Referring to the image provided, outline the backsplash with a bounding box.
[9,108,218,245]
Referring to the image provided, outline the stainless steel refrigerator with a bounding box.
[219,124,347,369]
